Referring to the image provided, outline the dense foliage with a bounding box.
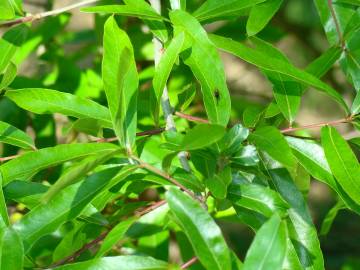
[0,0,359,269]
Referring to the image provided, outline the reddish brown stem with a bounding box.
[132,155,197,200]
[51,199,167,267]
[175,112,209,124]
[0,154,20,163]
[94,128,165,143]
[181,257,198,269]
[280,117,352,134]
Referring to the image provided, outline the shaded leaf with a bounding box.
[166,187,231,270]
[0,61,17,91]
[13,167,120,252]
[321,126,360,205]
[320,200,345,236]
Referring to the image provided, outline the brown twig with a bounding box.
[181,257,198,269]
[175,112,209,124]
[94,128,165,143]
[131,155,197,200]
[51,199,168,267]
[280,117,352,134]
[0,0,100,27]
[0,154,20,163]
[327,0,345,49]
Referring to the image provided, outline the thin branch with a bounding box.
[51,199,167,267]
[131,155,197,200]
[327,0,345,49]
[0,0,100,27]
[181,257,198,269]
[0,154,20,163]
[280,116,353,134]
[175,112,209,124]
[94,128,165,143]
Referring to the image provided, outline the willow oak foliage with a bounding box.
[0,0,359,269]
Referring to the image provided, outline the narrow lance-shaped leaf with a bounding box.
[170,10,231,126]
[242,214,287,270]
[0,143,121,186]
[0,120,35,150]
[0,176,9,226]
[103,16,139,150]
[0,0,15,20]
[269,169,324,270]
[166,187,231,270]
[5,88,112,128]
[193,0,267,22]
[287,136,360,214]
[153,32,185,104]
[96,217,138,257]
[210,34,348,112]
[13,167,121,252]
[0,228,24,270]
[246,0,283,36]
[53,256,170,270]
[320,200,345,236]
[321,126,360,205]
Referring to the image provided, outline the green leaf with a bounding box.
[172,168,205,193]
[206,166,232,199]
[193,0,266,22]
[352,91,360,114]
[231,145,259,166]
[13,167,120,252]
[320,200,345,236]
[269,169,324,270]
[103,16,139,150]
[0,120,35,150]
[0,0,15,20]
[96,217,137,257]
[170,10,231,126]
[42,151,117,203]
[287,136,360,213]
[166,187,231,270]
[228,178,289,218]
[53,256,170,270]
[0,228,24,270]
[5,88,112,128]
[0,177,9,226]
[217,123,249,155]
[0,62,17,91]
[321,126,360,205]
[249,126,296,169]
[314,0,355,45]
[242,214,287,270]
[0,24,29,74]
[82,3,165,21]
[153,32,185,104]
[210,34,348,112]
[177,124,226,151]
[246,0,283,36]
[0,143,120,186]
